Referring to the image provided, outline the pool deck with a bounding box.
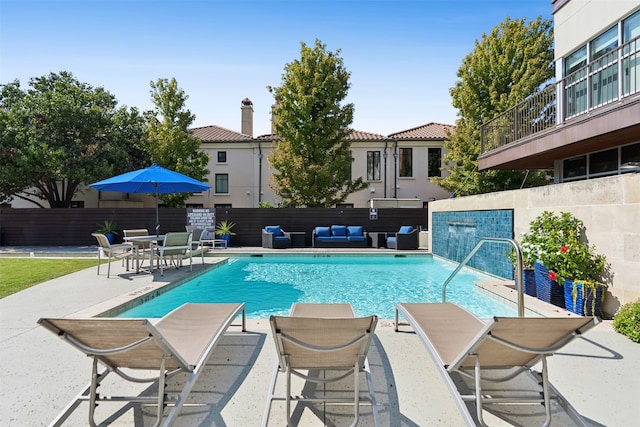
[1,247,639,426]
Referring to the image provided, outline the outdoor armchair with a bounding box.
[262,225,292,249]
[92,233,137,278]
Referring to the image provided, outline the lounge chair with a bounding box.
[91,232,138,278]
[395,302,598,426]
[158,232,192,276]
[38,303,246,427]
[263,303,379,427]
[262,225,292,249]
[386,225,418,250]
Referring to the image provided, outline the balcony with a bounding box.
[479,36,640,170]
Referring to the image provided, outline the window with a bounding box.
[621,142,640,168]
[623,10,640,95]
[428,148,442,178]
[70,201,84,208]
[214,203,232,209]
[367,151,381,181]
[589,148,618,175]
[591,26,619,106]
[399,148,412,177]
[335,203,354,209]
[565,46,587,76]
[215,173,229,193]
[563,156,587,180]
[564,46,589,116]
[217,151,227,163]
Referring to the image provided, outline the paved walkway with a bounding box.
[1,248,638,426]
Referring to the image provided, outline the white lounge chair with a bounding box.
[38,303,246,427]
[395,302,598,427]
[263,303,379,427]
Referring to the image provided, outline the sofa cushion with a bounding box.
[265,225,282,236]
[347,226,363,237]
[398,226,414,234]
[315,226,331,237]
[387,236,397,244]
[347,235,366,242]
[331,225,347,236]
[330,236,348,242]
[274,236,290,242]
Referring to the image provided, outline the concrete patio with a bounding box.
[1,248,638,426]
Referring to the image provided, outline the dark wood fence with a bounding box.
[0,208,427,247]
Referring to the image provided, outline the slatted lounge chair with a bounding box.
[38,303,246,427]
[263,303,379,427]
[395,302,598,427]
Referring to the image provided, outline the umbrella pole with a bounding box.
[155,187,160,237]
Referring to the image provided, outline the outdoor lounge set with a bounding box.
[39,299,597,426]
[313,225,368,247]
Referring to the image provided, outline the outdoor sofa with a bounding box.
[312,225,368,248]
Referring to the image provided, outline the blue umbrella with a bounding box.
[90,164,211,234]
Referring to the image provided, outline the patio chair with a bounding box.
[386,225,418,250]
[262,225,292,249]
[38,303,246,427]
[91,233,137,278]
[185,226,208,263]
[263,303,379,427]
[394,302,598,426]
[123,228,157,269]
[158,232,192,276]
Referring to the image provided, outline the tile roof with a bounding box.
[388,122,455,140]
[190,125,252,142]
[191,123,454,142]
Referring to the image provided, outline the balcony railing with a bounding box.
[481,36,640,154]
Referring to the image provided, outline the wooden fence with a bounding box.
[0,208,428,247]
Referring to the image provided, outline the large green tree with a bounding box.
[143,78,209,207]
[0,71,147,207]
[437,17,554,196]
[268,39,367,207]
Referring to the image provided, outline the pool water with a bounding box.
[117,255,516,319]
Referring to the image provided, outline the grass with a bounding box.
[0,258,102,299]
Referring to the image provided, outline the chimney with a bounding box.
[241,98,253,137]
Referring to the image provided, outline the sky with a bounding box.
[1,0,552,137]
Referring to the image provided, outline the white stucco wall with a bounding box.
[429,173,640,316]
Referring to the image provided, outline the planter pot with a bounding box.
[523,268,536,297]
[564,280,604,316]
[105,233,116,244]
[534,262,565,308]
[219,234,231,247]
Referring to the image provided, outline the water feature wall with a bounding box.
[432,209,514,279]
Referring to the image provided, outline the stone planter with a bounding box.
[534,262,565,308]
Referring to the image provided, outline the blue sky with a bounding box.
[1,0,551,137]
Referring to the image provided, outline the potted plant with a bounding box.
[97,220,118,244]
[532,211,608,315]
[215,220,236,246]
[509,231,541,297]
[526,211,585,308]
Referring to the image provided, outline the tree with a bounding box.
[268,39,367,207]
[437,17,554,196]
[144,78,209,207]
[0,71,148,207]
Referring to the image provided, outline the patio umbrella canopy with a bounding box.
[89,164,211,234]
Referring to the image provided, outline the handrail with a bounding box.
[441,238,525,317]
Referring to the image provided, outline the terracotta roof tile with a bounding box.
[347,129,386,141]
[388,122,455,140]
[190,125,252,142]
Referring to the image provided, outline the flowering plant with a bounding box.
[515,211,607,285]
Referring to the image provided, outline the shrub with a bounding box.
[613,300,640,343]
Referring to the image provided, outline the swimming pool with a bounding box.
[117,254,516,319]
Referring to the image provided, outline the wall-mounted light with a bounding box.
[246,191,250,196]
[370,187,376,193]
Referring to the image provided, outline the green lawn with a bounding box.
[0,258,101,298]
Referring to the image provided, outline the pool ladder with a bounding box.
[441,238,525,317]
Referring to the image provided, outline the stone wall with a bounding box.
[428,174,640,316]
